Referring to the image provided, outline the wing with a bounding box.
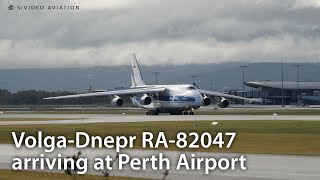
[44,87,166,100]
[197,89,262,103]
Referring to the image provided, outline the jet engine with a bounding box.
[140,95,152,105]
[203,96,212,106]
[218,98,229,108]
[111,96,124,106]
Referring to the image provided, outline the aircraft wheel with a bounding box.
[170,112,182,115]
[147,110,158,115]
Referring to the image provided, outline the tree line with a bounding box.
[0,89,109,105]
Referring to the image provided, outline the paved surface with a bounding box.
[1,114,320,125]
[0,144,319,180]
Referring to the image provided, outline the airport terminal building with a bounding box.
[238,81,320,105]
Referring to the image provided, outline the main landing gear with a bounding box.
[146,110,195,115]
[146,110,159,115]
[169,111,194,115]
[183,111,194,115]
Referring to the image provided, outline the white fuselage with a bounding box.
[130,84,203,113]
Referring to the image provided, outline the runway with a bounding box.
[0,144,319,180]
[1,114,320,125]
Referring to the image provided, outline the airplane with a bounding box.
[44,53,261,115]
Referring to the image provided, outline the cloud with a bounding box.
[293,0,320,8]
[0,0,320,68]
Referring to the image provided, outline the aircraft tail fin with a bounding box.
[130,53,146,87]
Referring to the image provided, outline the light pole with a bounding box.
[192,75,197,85]
[281,61,284,107]
[153,72,160,85]
[294,64,301,102]
[240,65,248,97]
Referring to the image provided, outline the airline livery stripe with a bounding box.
[153,96,196,102]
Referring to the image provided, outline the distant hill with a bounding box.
[0,62,319,92]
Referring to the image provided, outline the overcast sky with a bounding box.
[1,0,320,68]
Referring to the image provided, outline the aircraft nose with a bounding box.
[194,90,204,104]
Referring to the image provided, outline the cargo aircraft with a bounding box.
[45,54,261,115]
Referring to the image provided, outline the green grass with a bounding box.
[1,120,320,155]
[0,170,150,180]
[196,109,320,115]
[0,118,82,121]
[5,109,144,115]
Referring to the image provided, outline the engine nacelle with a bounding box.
[218,98,229,108]
[111,97,124,106]
[140,95,152,105]
[203,96,211,106]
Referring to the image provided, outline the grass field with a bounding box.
[0,118,83,121]
[196,108,320,115]
[0,170,150,180]
[1,120,319,155]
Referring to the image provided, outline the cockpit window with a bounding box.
[187,86,196,90]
